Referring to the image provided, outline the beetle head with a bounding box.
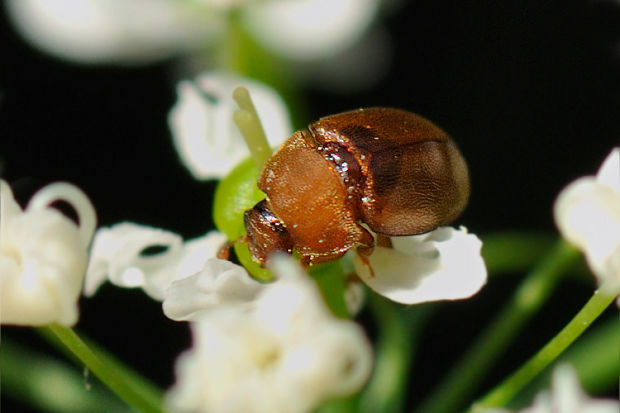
[244,199,293,265]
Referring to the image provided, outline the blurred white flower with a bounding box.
[6,0,381,64]
[301,25,392,93]
[169,71,292,180]
[0,180,96,326]
[84,222,228,300]
[5,0,223,64]
[166,254,373,413]
[478,365,619,413]
[353,226,487,304]
[344,279,366,316]
[554,148,620,294]
[240,0,380,61]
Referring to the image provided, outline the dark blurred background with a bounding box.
[2,0,619,412]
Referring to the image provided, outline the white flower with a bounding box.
[5,0,222,64]
[6,0,381,64]
[0,180,96,326]
[478,365,619,413]
[168,71,292,180]
[84,222,228,300]
[554,148,620,294]
[240,0,380,61]
[353,226,487,304]
[166,254,373,413]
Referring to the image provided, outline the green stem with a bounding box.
[470,285,619,411]
[232,86,272,169]
[1,337,133,413]
[362,295,430,413]
[414,240,580,413]
[40,324,165,413]
[309,260,350,319]
[481,232,556,275]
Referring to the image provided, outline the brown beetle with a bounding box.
[244,108,470,266]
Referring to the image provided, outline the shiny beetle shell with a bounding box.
[244,107,470,266]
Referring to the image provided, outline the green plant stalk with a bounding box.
[233,86,272,169]
[219,9,305,128]
[40,324,165,413]
[414,240,580,413]
[1,338,133,413]
[315,396,358,413]
[309,260,350,319]
[39,327,163,406]
[362,295,430,413]
[509,315,620,407]
[480,232,555,275]
[471,285,619,411]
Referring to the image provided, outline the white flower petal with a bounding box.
[85,223,227,300]
[166,255,373,413]
[174,233,230,283]
[242,0,380,60]
[522,365,618,413]
[1,180,96,326]
[0,180,22,225]
[596,148,620,190]
[85,222,182,296]
[258,254,334,335]
[277,321,373,400]
[163,258,263,321]
[554,148,620,291]
[26,182,97,246]
[353,226,487,304]
[6,0,221,64]
[168,71,292,180]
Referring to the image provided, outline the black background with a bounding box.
[2,0,619,412]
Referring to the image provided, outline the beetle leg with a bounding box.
[356,245,375,277]
[376,234,393,248]
[216,235,248,260]
[216,240,233,260]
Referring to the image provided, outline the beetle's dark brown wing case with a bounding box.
[310,108,470,236]
[360,139,470,235]
[309,108,450,157]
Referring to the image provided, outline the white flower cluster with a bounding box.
[82,222,264,320]
[166,255,373,413]
[82,220,374,412]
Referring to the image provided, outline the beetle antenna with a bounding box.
[232,86,272,169]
